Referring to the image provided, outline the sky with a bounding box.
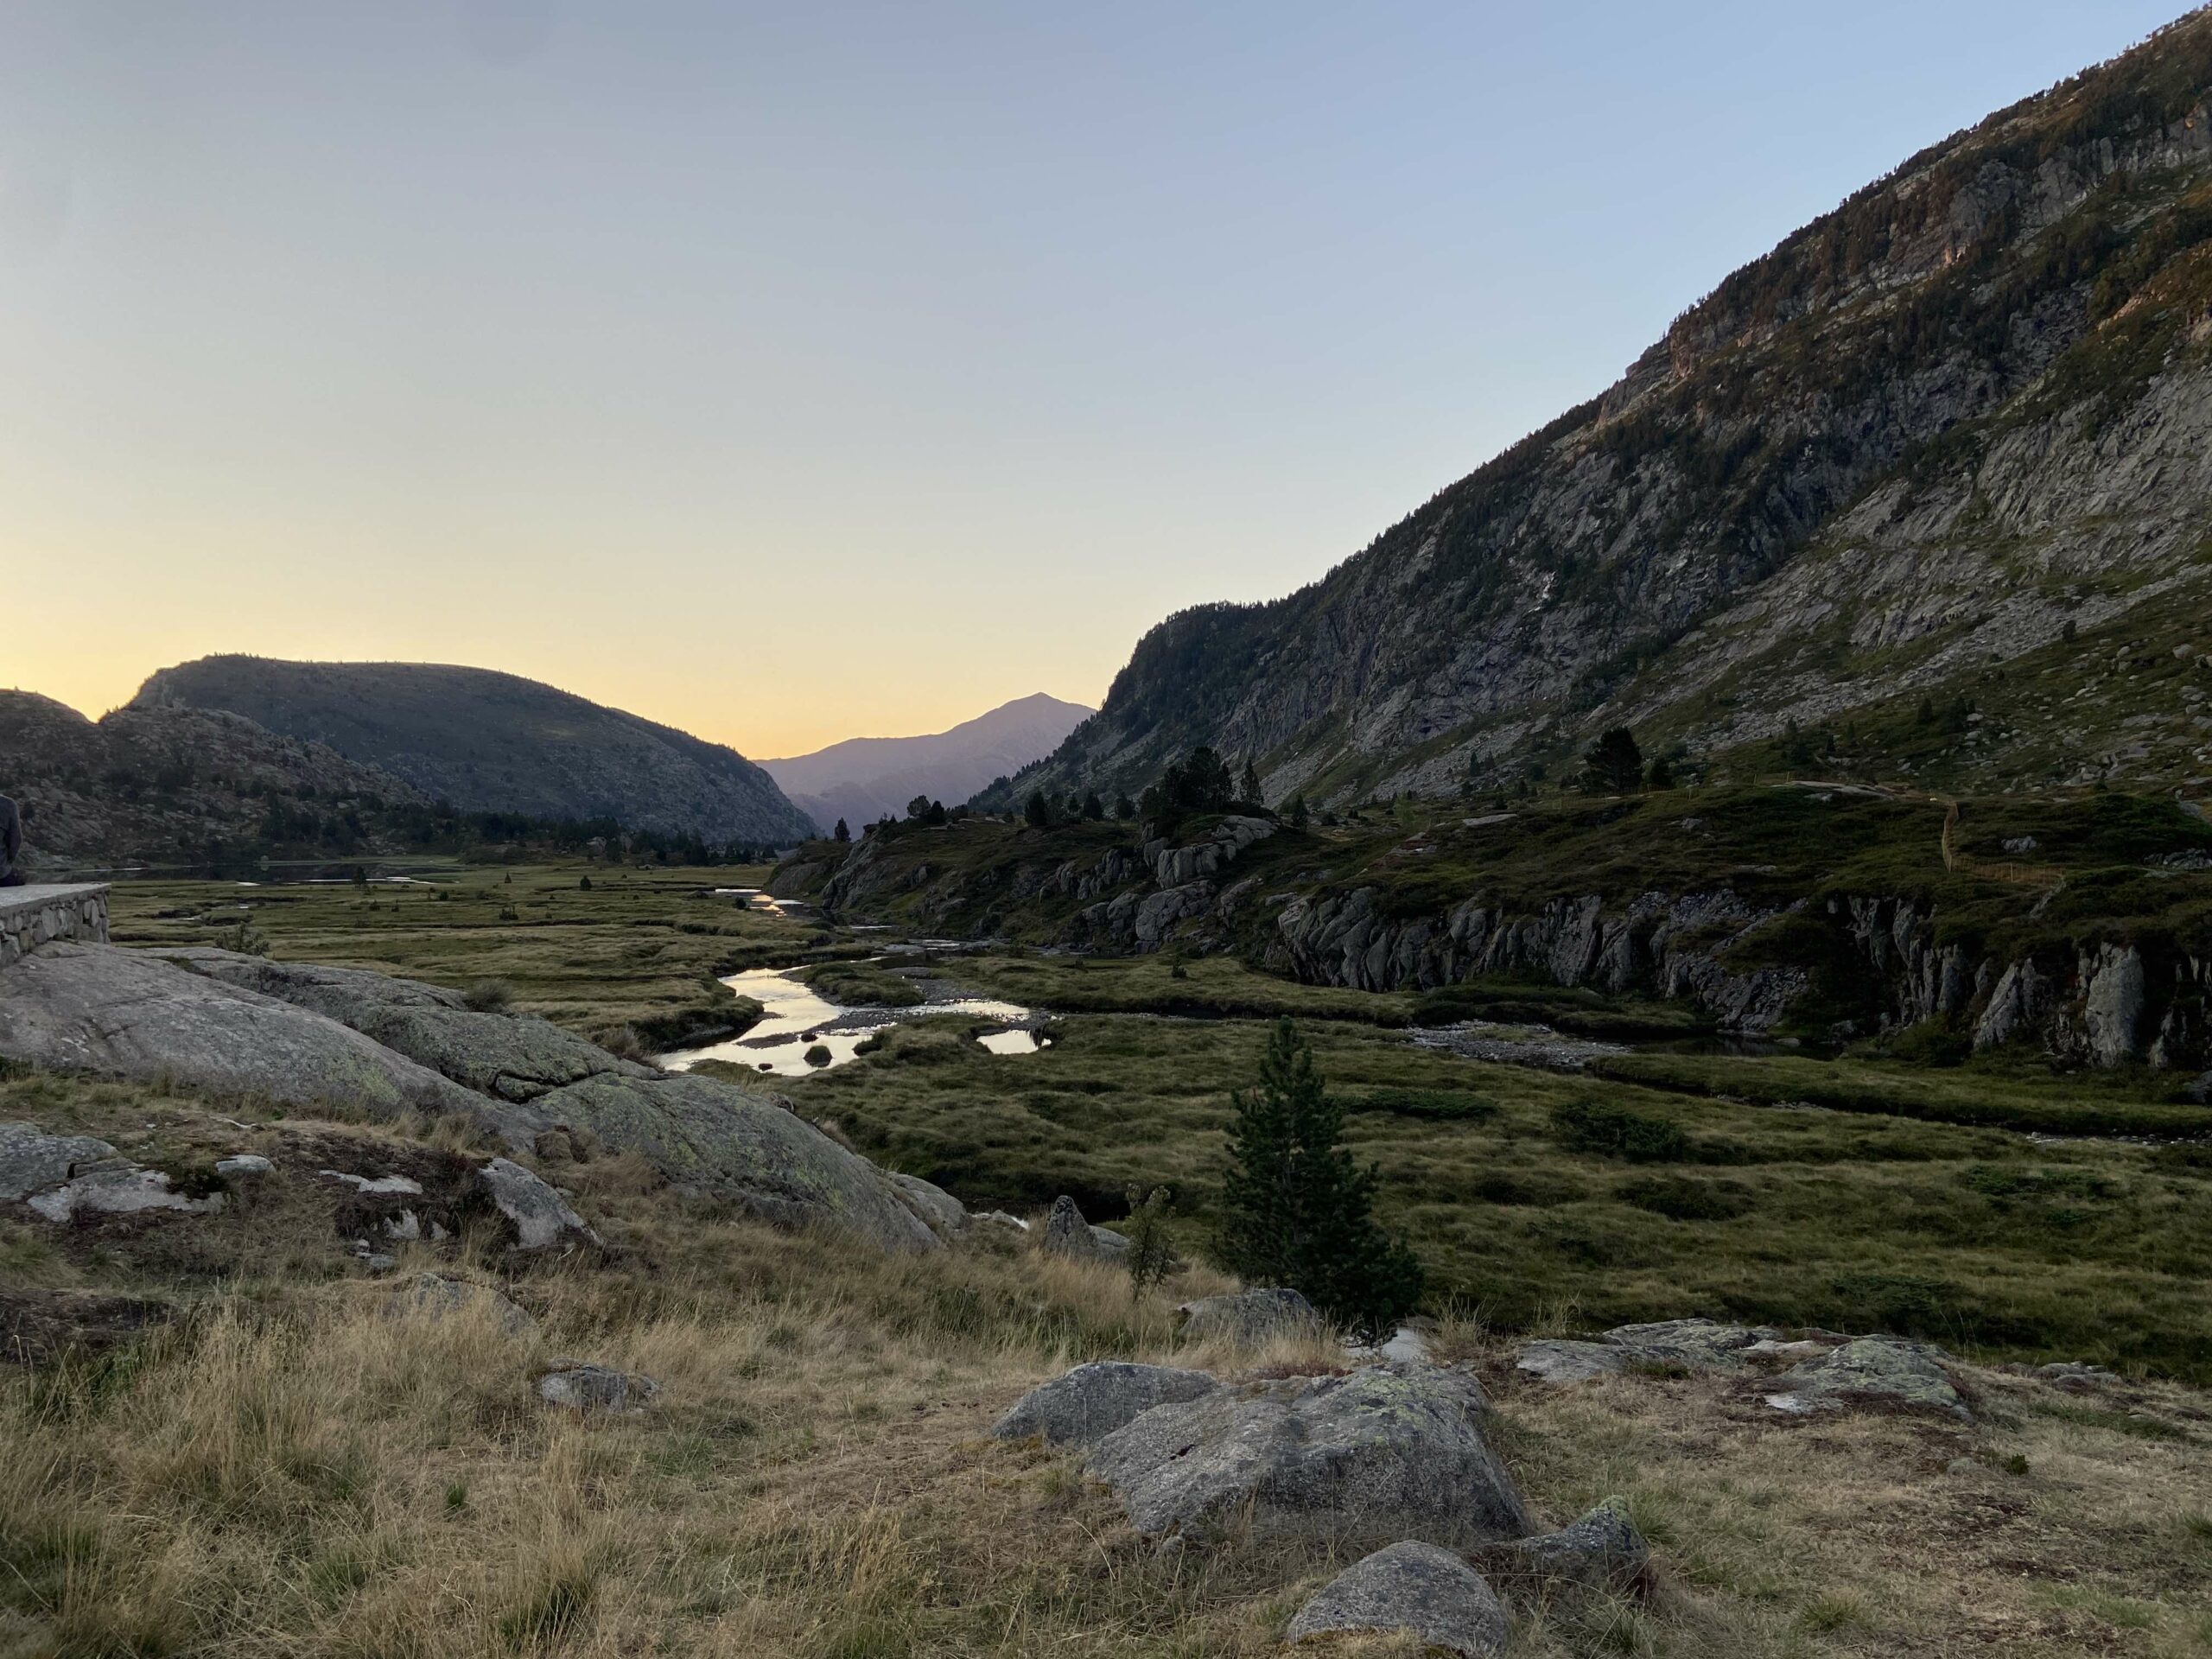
[0,1,2190,758]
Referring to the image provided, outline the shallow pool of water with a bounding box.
[661,964,1044,1077]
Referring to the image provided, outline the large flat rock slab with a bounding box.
[0,943,522,1138]
[160,949,655,1102]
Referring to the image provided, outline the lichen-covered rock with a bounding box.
[885,1170,967,1237]
[1515,1339,1628,1385]
[532,1072,938,1253]
[1176,1287,1319,1344]
[1084,1365,1529,1548]
[538,1360,660,1413]
[0,1121,121,1203]
[477,1157,601,1251]
[160,948,658,1102]
[0,944,519,1140]
[1480,1497,1650,1592]
[1286,1541,1508,1656]
[990,1361,1219,1446]
[1041,1193,1129,1260]
[1602,1318,1781,1369]
[1764,1337,1969,1420]
[0,1121,226,1223]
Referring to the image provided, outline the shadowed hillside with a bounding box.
[138,656,815,846]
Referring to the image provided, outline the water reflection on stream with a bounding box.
[661,964,1047,1077]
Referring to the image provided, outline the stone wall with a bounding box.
[0,884,111,969]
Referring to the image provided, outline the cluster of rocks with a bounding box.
[1516,1317,1972,1420]
[0,941,957,1255]
[990,1352,1647,1656]
[0,1118,601,1260]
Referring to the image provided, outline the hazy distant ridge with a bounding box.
[763,693,1093,831]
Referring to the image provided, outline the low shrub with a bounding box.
[1549,1097,1688,1161]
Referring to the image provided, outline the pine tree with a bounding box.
[1023,789,1052,828]
[832,818,850,843]
[1114,793,1136,821]
[1581,727,1644,793]
[1216,1020,1426,1342]
[1081,791,1104,820]
[1239,759,1261,804]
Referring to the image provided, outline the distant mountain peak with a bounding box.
[761,693,1095,832]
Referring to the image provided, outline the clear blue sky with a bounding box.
[1,1,2188,753]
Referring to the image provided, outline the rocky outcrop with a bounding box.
[1269,886,1806,1030]
[477,1157,600,1252]
[1084,1365,1529,1548]
[990,1362,1219,1446]
[1764,1338,1970,1420]
[1175,1287,1320,1344]
[0,943,950,1255]
[1040,1193,1130,1261]
[995,22,2212,814]
[532,1072,939,1253]
[0,943,517,1138]
[161,949,657,1103]
[1516,1319,1971,1420]
[537,1360,662,1414]
[1287,1541,1509,1657]
[884,1170,969,1238]
[1478,1498,1650,1594]
[0,1121,226,1224]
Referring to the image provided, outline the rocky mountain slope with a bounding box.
[138,656,814,846]
[1004,13,2212,809]
[0,689,429,875]
[761,692,1093,832]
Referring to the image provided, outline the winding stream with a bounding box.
[661,963,1047,1077]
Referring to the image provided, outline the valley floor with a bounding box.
[0,862,2205,1656]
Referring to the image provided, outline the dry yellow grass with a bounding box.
[3,1083,2210,1657]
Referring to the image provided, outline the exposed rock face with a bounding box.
[884,1170,968,1238]
[1040,1194,1130,1261]
[0,944,515,1138]
[1286,1541,1509,1657]
[532,1072,939,1253]
[1084,1365,1529,1548]
[1175,1287,1320,1344]
[996,22,2212,812]
[1480,1498,1651,1593]
[1269,886,1810,1030]
[161,949,658,1103]
[2082,945,2148,1066]
[1515,1339,1630,1385]
[1764,1338,1970,1420]
[537,1360,661,1414]
[0,1122,226,1224]
[990,1362,1220,1446]
[0,944,951,1255]
[477,1158,600,1252]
